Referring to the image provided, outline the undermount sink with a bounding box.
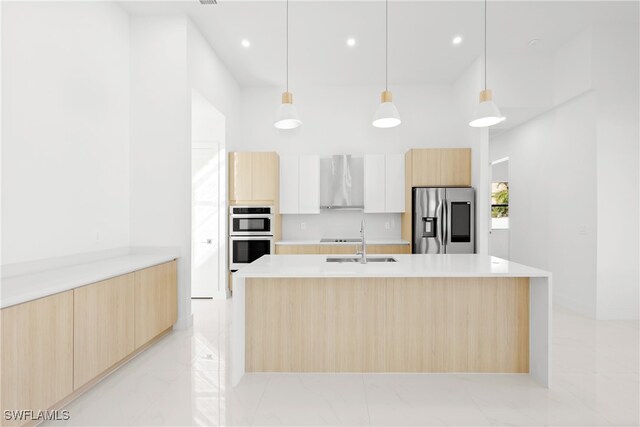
[326,256,398,263]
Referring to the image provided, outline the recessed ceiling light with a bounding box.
[346,38,357,47]
[241,39,251,48]
[528,38,540,47]
[452,36,463,45]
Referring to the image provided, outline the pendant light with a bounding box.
[372,0,401,128]
[274,0,302,130]
[469,0,505,128]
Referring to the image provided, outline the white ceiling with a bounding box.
[121,1,638,87]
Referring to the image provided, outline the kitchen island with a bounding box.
[231,254,552,387]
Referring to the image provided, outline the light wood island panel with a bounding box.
[385,277,529,373]
[245,277,529,374]
[246,278,386,372]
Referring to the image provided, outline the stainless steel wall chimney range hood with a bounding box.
[320,155,364,210]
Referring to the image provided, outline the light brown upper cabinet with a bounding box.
[1,291,74,426]
[73,274,135,390]
[229,152,279,203]
[410,149,442,186]
[439,148,472,186]
[408,148,471,187]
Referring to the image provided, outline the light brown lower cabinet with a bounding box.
[366,245,411,255]
[1,291,74,427]
[275,244,410,255]
[73,274,135,389]
[134,261,178,348]
[0,260,177,426]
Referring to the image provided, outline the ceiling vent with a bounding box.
[198,0,218,4]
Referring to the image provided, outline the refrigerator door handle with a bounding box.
[438,199,445,249]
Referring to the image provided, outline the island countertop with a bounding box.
[233,254,551,279]
[232,253,553,388]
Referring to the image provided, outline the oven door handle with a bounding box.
[229,236,274,240]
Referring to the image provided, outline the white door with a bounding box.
[192,142,220,298]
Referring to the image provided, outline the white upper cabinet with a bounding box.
[364,155,386,213]
[279,155,320,214]
[280,155,299,214]
[364,154,405,213]
[385,154,405,213]
[298,155,320,214]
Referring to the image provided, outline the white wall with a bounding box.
[238,83,468,240]
[491,160,508,182]
[1,0,4,274]
[452,58,489,254]
[129,15,190,322]
[238,84,467,155]
[1,2,130,265]
[489,160,509,260]
[489,230,509,259]
[593,23,640,320]
[491,92,598,317]
[490,22,639,319]
[187,20,241,150]
[282,212,400,241]
[187,20,241,297]
[130,16,241,320]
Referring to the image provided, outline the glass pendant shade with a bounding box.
[274,91,302,130]
[372,90,401,128]
[469,89,505,128]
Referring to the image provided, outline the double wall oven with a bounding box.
[229,206,274,270]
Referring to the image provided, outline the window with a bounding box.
[491,182,509,229]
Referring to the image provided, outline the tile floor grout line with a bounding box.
[248,375,272,427]
[361,374,372,427]
[42,300,639,427]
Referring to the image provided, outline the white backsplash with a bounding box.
[281,211,402,241]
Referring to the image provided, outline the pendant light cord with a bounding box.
[286,0,289,93]
[484,0,487,91]
[385,0,389,91]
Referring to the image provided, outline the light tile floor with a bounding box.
[45,300,639,427]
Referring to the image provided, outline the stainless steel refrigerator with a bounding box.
[412,187,475,254]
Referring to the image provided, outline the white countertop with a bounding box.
[233,254,551,278]
[276,240,409,246]
[1,252,178,309]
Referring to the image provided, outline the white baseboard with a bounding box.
[174,313,194,330]
[554,292,596,318]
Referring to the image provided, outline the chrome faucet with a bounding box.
[356,218,367,264]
